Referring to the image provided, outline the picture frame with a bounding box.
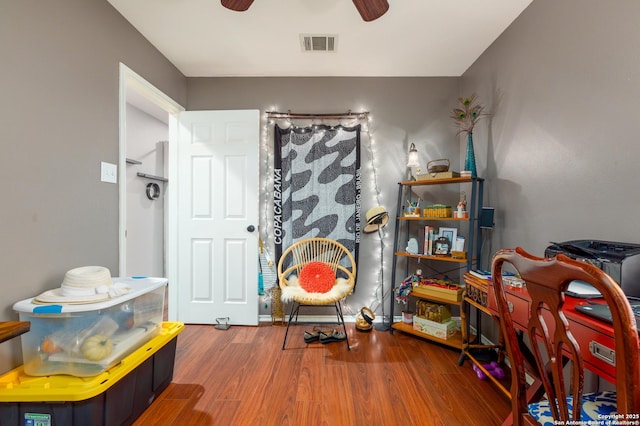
[434,237,450,255]
[438,227,458,254]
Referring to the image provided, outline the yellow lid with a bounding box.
[0,322,184,402]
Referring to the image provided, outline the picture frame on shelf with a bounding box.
[434,237,451,255]
[438,227,458,254]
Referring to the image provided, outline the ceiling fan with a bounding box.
[220,0,390,22]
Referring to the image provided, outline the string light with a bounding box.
[259,111,274,311]
[337,113,388,318]
[261,111,272,248]
[364,114,389,317]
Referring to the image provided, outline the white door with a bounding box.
[174,110,260,325]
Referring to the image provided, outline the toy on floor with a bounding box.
[473,362,505,380]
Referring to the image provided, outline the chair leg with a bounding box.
[282,302,300,350]
[334,301,351,351]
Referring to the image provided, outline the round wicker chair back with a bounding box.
[277,238,356,305]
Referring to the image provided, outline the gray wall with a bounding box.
[461,0,640,259]
[187,77,461,317]
[0,0,186,371]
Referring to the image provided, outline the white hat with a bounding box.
[34,266,129,304]
[363,206,389,233]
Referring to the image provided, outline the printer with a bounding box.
[545,240,640,298]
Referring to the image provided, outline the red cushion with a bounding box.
[299,262,335,293]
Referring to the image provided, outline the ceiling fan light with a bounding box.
[352,0,389,22]
[220,0,255,12]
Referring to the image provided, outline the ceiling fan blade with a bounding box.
[221,0,255,12]
[352,0,389,22]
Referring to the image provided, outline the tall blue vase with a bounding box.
[464,132,477,177]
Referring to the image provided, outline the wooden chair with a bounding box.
[277,237,356,350]
[491,247,640,425]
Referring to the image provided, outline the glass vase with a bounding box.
[464,132,477,177]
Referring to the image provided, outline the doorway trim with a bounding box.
[118,63,185,320]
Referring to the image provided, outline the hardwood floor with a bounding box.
[134,323,511,426]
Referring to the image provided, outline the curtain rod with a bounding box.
[266,110,369,120]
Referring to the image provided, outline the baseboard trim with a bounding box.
[258,315,500,343]
[259,314,361,323]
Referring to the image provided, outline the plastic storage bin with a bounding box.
[0,322,183,426]
[13,277,167,377]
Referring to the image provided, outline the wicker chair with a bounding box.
[277,237,356,350]
[492,247,640,425]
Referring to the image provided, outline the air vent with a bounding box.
[300,34,337,52]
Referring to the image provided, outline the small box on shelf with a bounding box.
[422,204,452,218]
[404,206,420,217]
[416,171,461,180]
[451,251,467,260]
[415,301,451,323]
[412,281,464,303]
[413,316,457,340]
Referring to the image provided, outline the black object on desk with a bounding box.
[545,240,640,297]
[575,301,640,332]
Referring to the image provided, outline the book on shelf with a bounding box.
[469,269,516,280]
[430,226,438,255]
[469,269,491,279]
[423,226,429,255]
[423,226,437,256]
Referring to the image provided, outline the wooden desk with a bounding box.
[460,273,630,396]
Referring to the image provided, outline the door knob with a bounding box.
[247,225,256,232]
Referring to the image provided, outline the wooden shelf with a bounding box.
[398,177,483,186]
[394,252,475,264]
[389,176,485,367]
[459,272,511,399]
[464,296,492,315]
[398,216,470,222]
[392,322,466,349]
[464,349,511,399]
[0,321,30,344]
[411,291,462,306]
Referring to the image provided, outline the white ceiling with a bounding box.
[108,0,533,77]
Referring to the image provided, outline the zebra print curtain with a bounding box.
[273,124,361,288]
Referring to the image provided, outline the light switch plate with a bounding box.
[101,161,117,184]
